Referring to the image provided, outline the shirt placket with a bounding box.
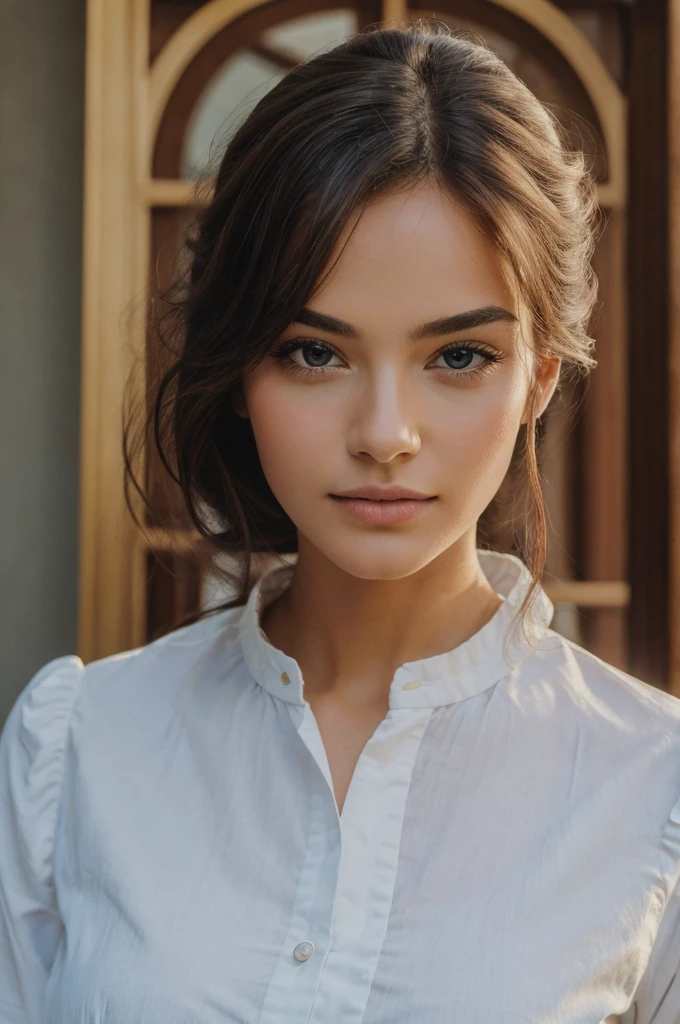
[256,703,341,1022]
[258,699,434,1023]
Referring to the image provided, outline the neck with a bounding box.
[260,532,502,709]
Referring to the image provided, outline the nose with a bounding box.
[346,369,421,463]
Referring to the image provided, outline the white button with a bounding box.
[293,940,314,962]
[402,680,420,691]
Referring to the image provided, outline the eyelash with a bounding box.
[270,338,503,382]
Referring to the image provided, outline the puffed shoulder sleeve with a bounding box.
[624,790,680,1024]
[0,655,84,1024]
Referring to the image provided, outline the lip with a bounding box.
[329,485,437,525]
[332,485,434,501]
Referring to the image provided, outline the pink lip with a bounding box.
[329,486,437,525]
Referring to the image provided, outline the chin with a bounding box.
[313,533,450,581]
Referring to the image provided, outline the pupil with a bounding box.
[304,343,332,367]
[444,348,474,370]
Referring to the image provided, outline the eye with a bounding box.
[433,346,486,371]
[293,342,339,368]
[274,340,343,369]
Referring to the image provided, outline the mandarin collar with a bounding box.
[237,550,554,710]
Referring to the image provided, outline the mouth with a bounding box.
[328,486,438,525]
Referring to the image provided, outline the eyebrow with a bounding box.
[292,304,519,341]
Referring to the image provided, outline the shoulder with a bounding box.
[80,604,246,691]
[59,607,251,745]
[0,654,86,782]
[530,628,680,734]
[0,608,248,893]
[516,629,680,805]
[93,603,244,670]
[0,606,247,797]
[515,631,680,890]
[0,655,86,900]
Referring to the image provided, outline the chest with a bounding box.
[48,691,669,1024]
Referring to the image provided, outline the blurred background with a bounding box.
[1,0,679,725]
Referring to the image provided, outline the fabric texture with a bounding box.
[2,549,680,1023]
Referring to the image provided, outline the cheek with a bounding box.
[243,376,337,498]
[431,378,526,487]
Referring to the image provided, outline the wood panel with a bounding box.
[669,0,680,696]
[579,207,628,670]
[79,0,151,661]
[627,0,671,689]
[145,206,198,530]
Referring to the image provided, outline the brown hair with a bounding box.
[124,19,602,632]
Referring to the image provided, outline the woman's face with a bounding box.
[236,181,560,580]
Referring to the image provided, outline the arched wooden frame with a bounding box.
[151,0,375,181]
[147,0,625,205]
[79,0,635,668]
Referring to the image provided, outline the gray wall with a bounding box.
[0,0,85,725]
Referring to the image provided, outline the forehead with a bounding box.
[309,180,523,335]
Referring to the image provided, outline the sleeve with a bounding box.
[0,655,84,1024]
[625,791,680,1024]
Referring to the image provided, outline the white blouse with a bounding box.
[2,550,680,1023]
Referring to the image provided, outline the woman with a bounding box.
[2,20,680,1023]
